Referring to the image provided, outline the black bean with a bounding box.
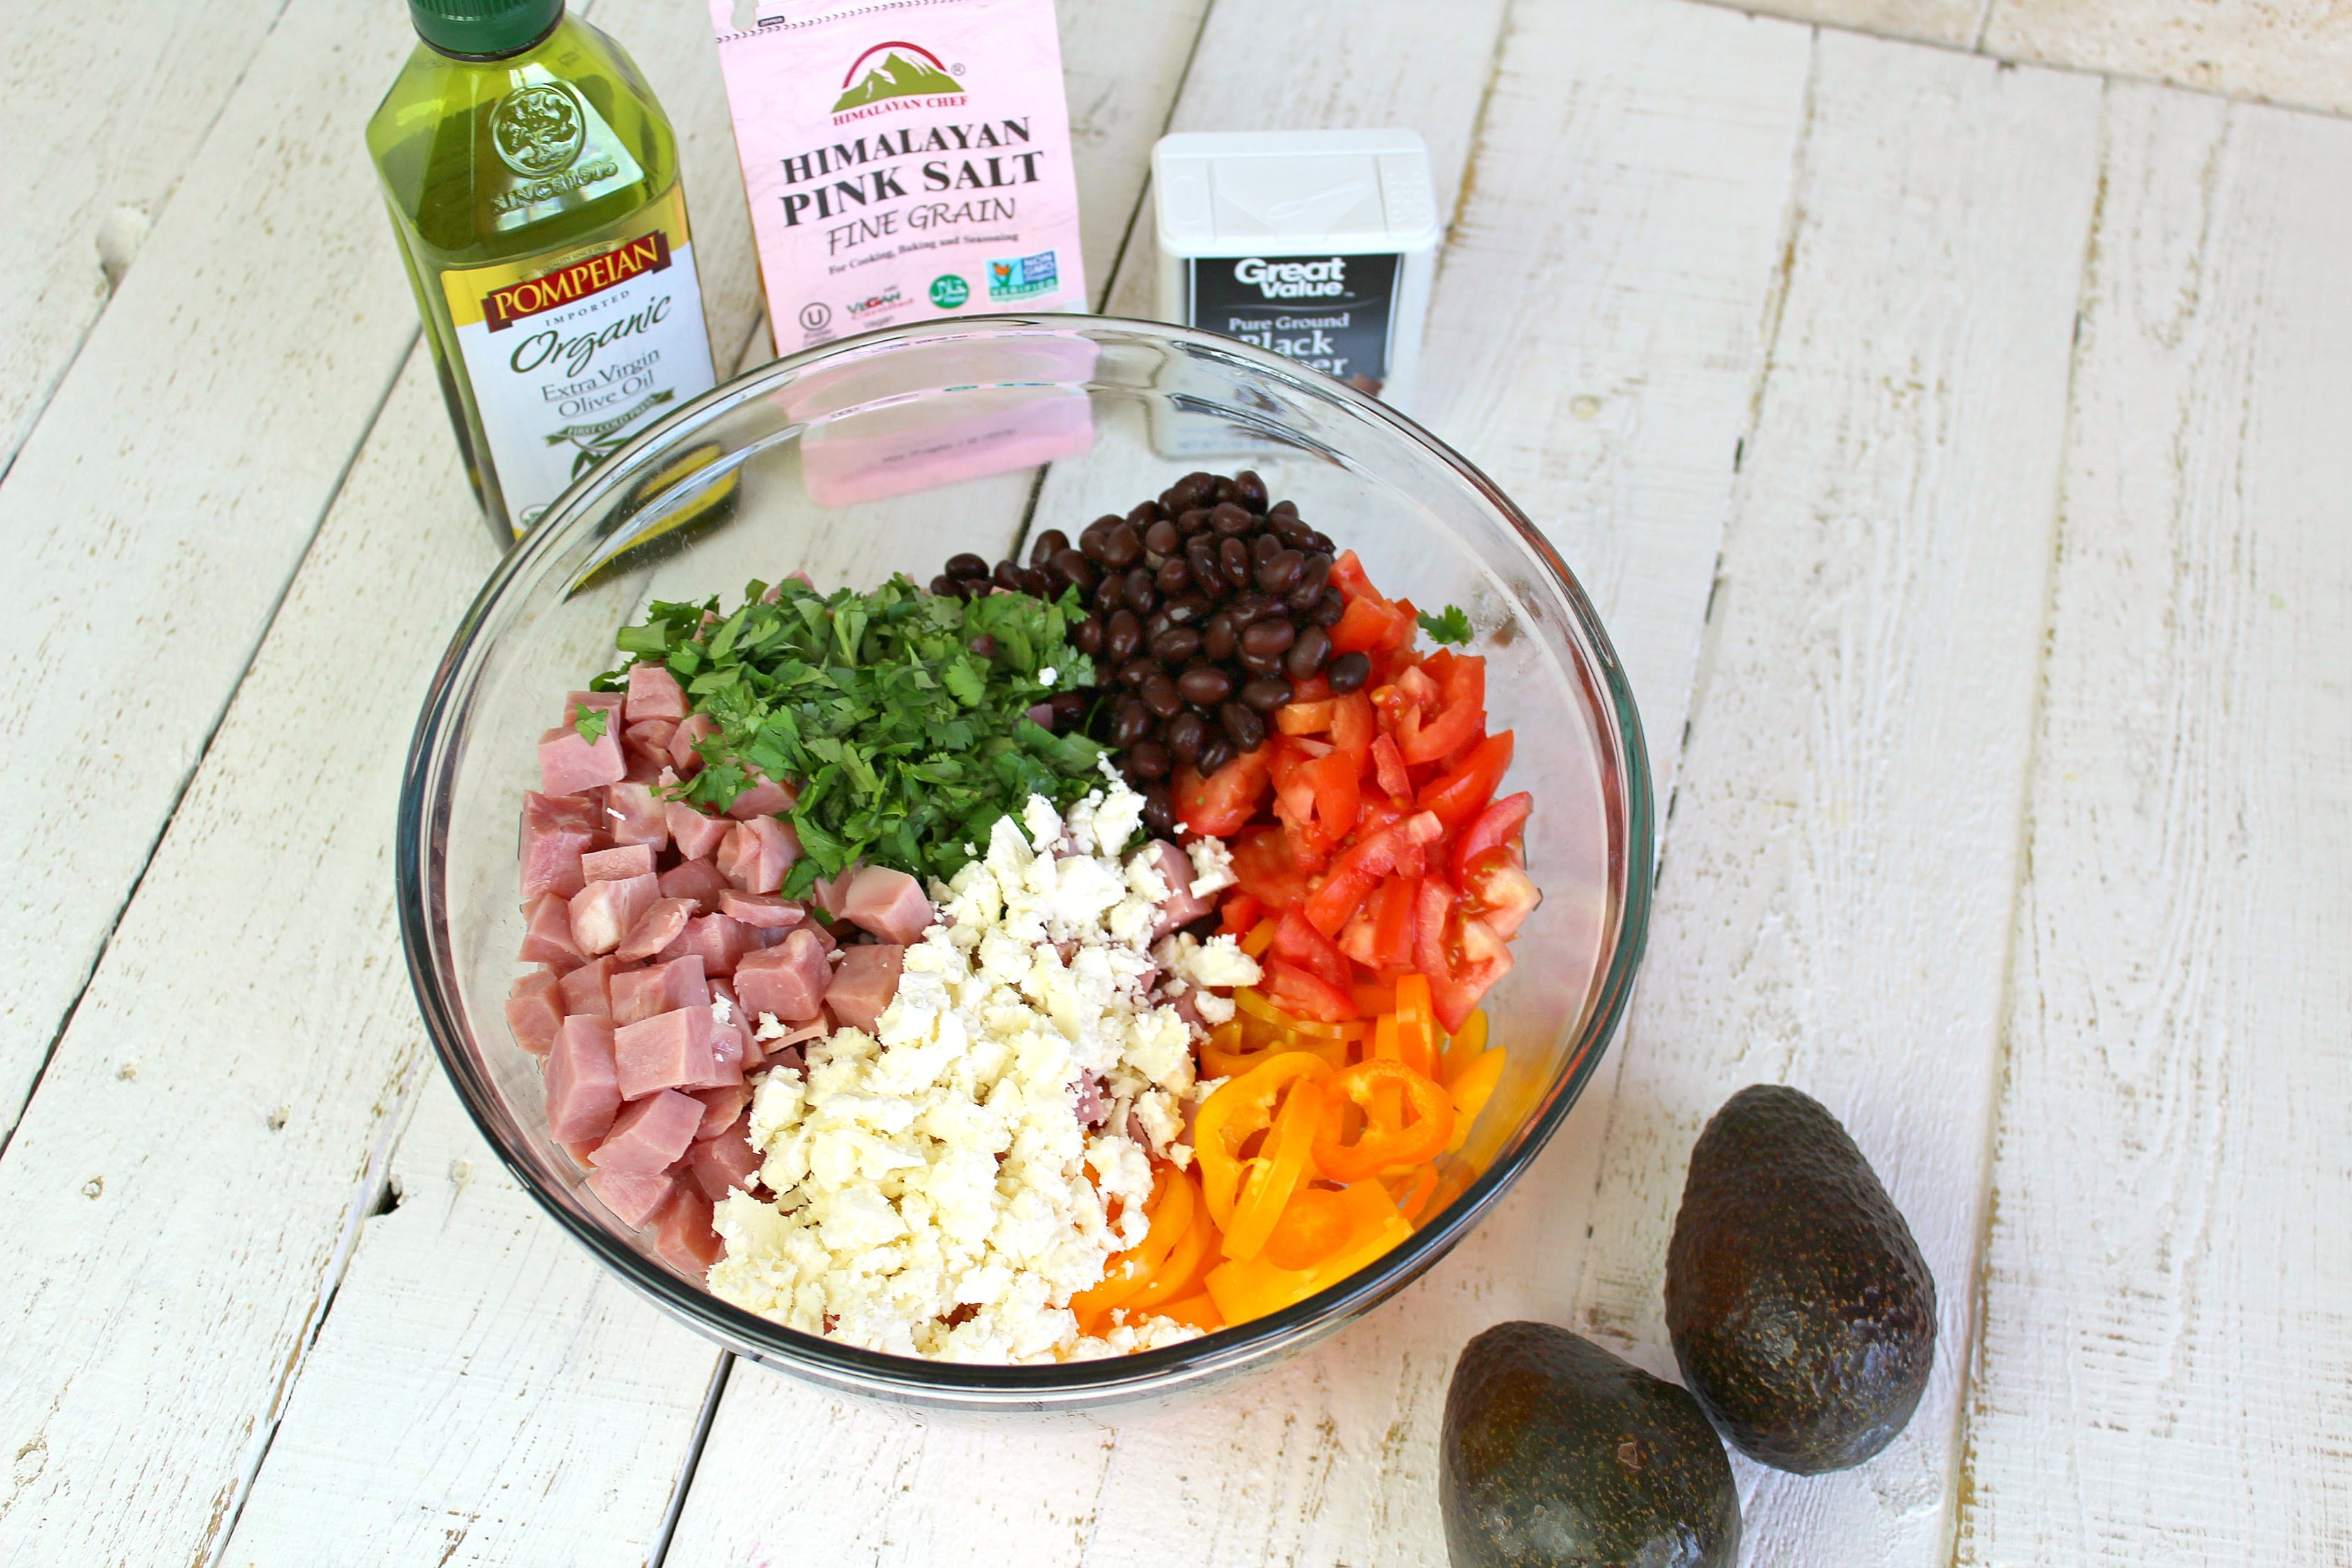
[929,573,962,598]
[1141,673,1184,719]
[1021,568,1052,598]
[1270,514,1314,549]
[1257,548,1304,595]
[1124,569,1158,615]
[1119,656,1158,688]
[1241,618,1296,659]
[1233,470,1269,512]
[1071,616,1104,656]
[1113,698,1154,747]
[1248,532,1278,567]
[1327,651,1372,693]
[1092,578,1124,615]
[1163,593,1214,625]
[1165,710,1208,764]
[1220,536,1253,588]
[1202,613,1238,661]
[1150,626,1201,666]
[1127,500,1164,529]
[1220,702,1267,752]
[1049,690,1088,729]
[1241,676,1293,712]
[968,633,999,660]
[1142,785,1176,836]
[1144,607,1175,641]
[1239,646,1284,677]
[1177,507,1214,537]
[1156,556,1192,596]
[1284,579,1325,615]
[993,559,1025,592]
[1307,531,1334,554]
[1048,548,1097,595]
[1099,523,1143,569]
[1106,608,1142,663]
[1213,476,1241,507]
[1314,586,1348,627]
[1165,472,1216,513]
[1125,738,1170,781]
[1230,590,1274,625]
[1177,666,1233,707]
[1210,502,1255,538]
[946,551,990,581]
[1196,734,1235,775]
[1143,517,1181,556]
[1284,623,1332,680]
[1269,498,1299,519]
[1029,529,1069,569]
[1185,534,1219,585]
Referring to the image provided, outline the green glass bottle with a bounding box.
[369,0,717,545]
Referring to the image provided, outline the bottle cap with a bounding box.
[409,0,563,58]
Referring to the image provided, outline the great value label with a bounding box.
[1187,253,1401,396]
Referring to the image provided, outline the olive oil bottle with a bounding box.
[369,0,717,545]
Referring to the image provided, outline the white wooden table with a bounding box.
[3,0,2346,1562]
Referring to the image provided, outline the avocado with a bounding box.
[1664,1083,1936,1474]
[1441,1321,1740,1568]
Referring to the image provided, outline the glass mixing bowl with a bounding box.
[396,315,1652,1416]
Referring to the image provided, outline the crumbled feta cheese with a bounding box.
[706,773,1211,1363]
[1185,834,1238,898]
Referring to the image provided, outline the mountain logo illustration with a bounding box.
[831,42,963,112]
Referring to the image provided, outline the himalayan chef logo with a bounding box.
[490,83,587,177]
[831,42,964,114]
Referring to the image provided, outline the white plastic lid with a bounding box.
[1153,129,1440,257]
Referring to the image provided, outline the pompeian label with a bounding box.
[439,187,717,537]
[1188,252,1401,396]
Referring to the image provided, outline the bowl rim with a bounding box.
[396,312,1652,1404]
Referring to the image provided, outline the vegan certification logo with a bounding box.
[491,83,587,177]
[831,41,965,119]
[929,274,970,308]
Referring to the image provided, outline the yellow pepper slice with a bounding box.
[1068,1163,1194,1328]
[1440,1007,1489,1085]
[1444,1048,1507,1153]
[1193,1052,1333,1230]
[1128,1182,1219,1313]
[1204,1181,1414,1326]
[1221,1075,1327,1262]
[1233,987,1367,1040]
[1239,918,1278,958]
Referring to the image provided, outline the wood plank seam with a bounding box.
[649,1357,737,1568]
[1089,0,1220,310]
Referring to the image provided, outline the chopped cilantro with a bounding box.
[1418,604,1473,646]
[604,576,1109,895]
[573,707,610,742]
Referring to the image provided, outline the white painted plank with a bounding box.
[219,1076,720,1568]
[1981,0,2352,116]
[0,0,289,469]
[1562,33,2101,1567]
[1954,84,2352,1567]
[666,3,1813,1564]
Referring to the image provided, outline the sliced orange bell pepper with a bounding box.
[1203,1181,1414,1326]
[1193,1052,1333,1230]
[1070,1163,1194,1328]
[1128,1177,1219,1313]
[1311,1058,1454,1182]
[1222,1075,1326,1262]
[1262,1185,1355,1271]
[1155,1292,1226,1333]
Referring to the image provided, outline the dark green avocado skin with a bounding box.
[1664,1084,1937,1474]
[1441,1322,1740,1568]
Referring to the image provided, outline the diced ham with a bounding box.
[590,1089,704,1175]
[656,912,749,977]
[545,1016,621,1141]
[622,718,678,774]
[612,953,710,1026]
[559,954,629,1019]
[733,928,831,1024]
[1146,839,1214,940]
[587,1165,672,1228]
[717,891,804,929]
[505,970,563,1055]
[602,780,669,851]
[625,663,689,724]
[565,689,625,726]
[839,866,934,944]
[658,857,730,914]
[569,873,659,956]
[538,723,625,798]
[690,1084,751,1140]
[668,712,716,778]
[561,1138,600,1167]
[666,802,730,861]
[615,897,695,963]
[581,843,656,882]
[726,771,797,819]
[613,1005,737,1099]
[706,975,756,1065]
[652,1187,725,1274]
[520,791,603,899]
[810,864,860,920]
[686,1116,762,1200]
[519,894,587,971]
[826,943,905,1034]
[717,816,800,894]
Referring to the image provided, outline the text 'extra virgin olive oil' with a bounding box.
[369,0,718,546]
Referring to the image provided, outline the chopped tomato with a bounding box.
[1301,811,1442,936]
[1175,746,1271,836]
[1415,875,1513,1031]
[1328,549,1377,602]
[1230,825,1317,910]
[1270,909,1352,991]
[1453,792,1533,883]
[1300,751,1360,851]
[1370,733,1411,801]
[1260,957,1358,1022]
[1328,692,1376,771]
[1330,594,1412,656]
[1400,654,1484,765]
[1462,849,1542,940]
[1289,673,1332,703]
[1418,732,1514,831]
[1276,700,1335,736]
[1360,875,1417,972]
[1219,892,1263,936]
